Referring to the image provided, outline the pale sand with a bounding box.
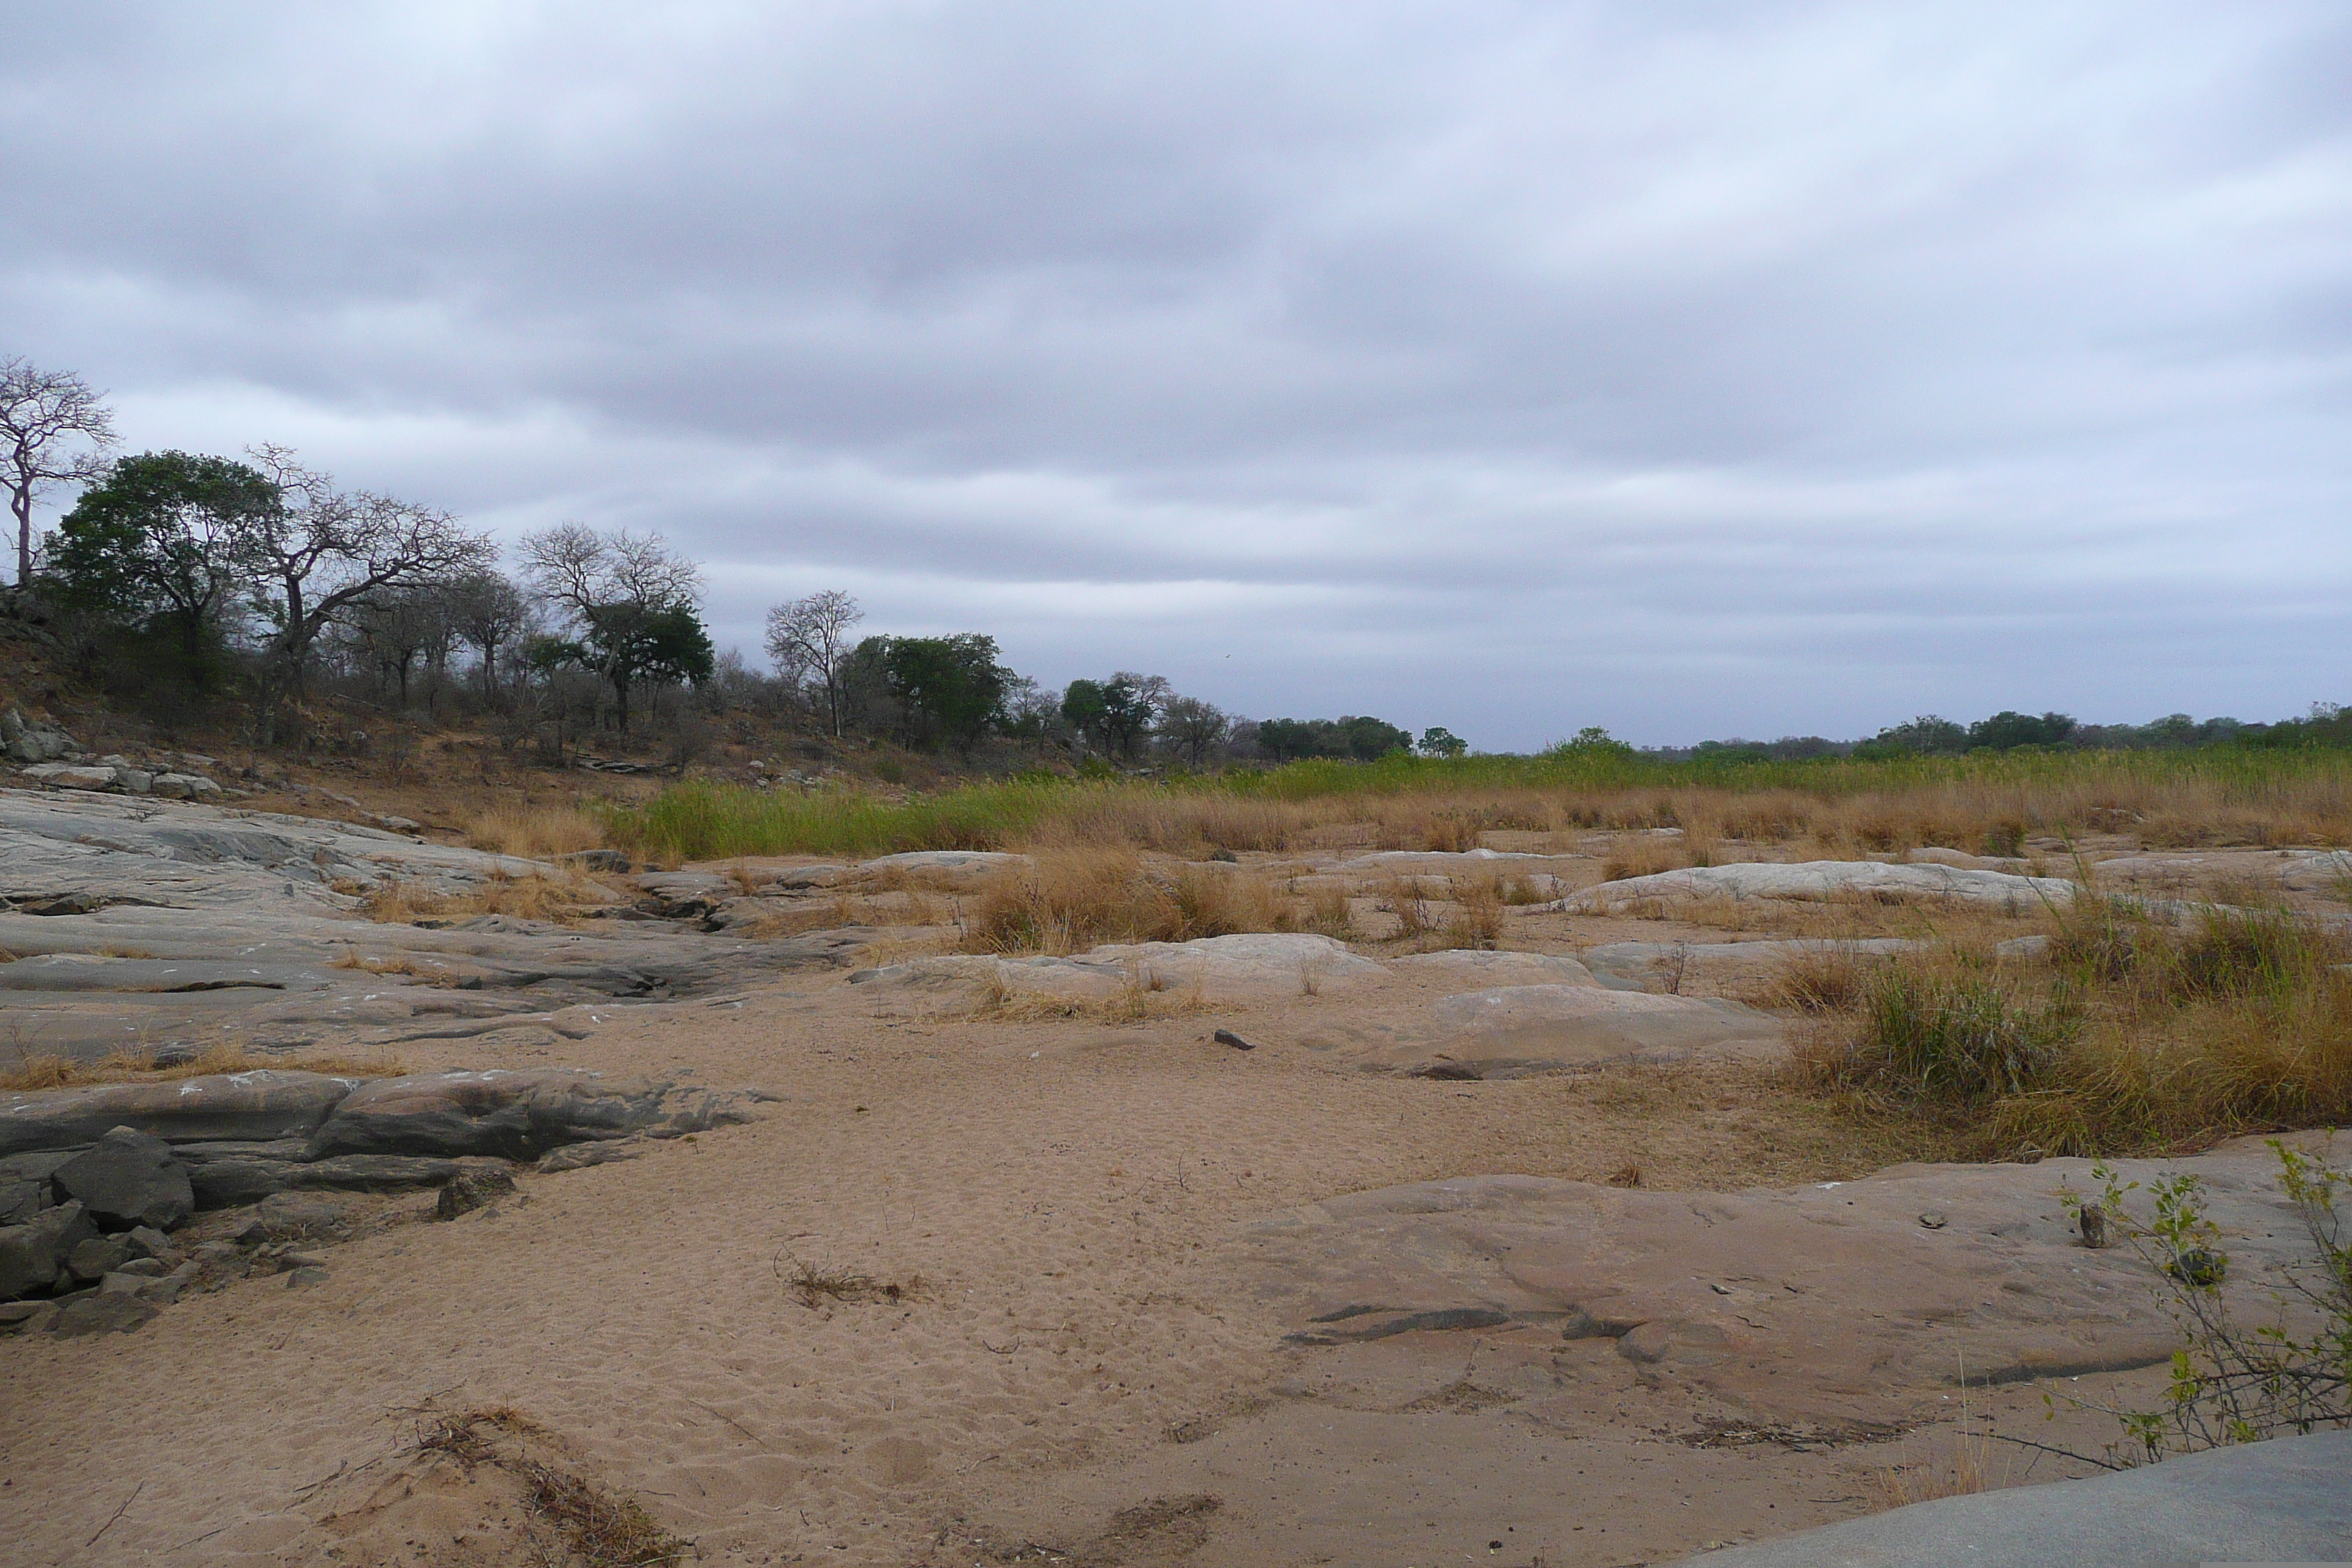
[1,919,2213,1567]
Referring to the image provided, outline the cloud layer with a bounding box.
[6,1,2348,746]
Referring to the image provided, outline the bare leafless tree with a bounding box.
[764,589,864,736]
[0,355,118,587]
[445,569,533,702]
[520,524,708,732]
[1156,694,1232,766]
[238,445,492,737]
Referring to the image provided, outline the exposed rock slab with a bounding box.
[1578,938,1918,995]
[1,1070,361,1158]
[1560,860,2080,915]
[1229,1135,2340,1427]
[1298,984,1782,1077]
[1388,949,1603,987]
[851,932,1379,1000]
[0,785,557,913]
[1670,1430,2352,1567]
[310,1069,755,1160]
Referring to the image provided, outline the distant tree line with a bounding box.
[4,353,1461,767]
[1647,705,2352,762]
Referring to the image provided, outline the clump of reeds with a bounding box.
[462,801,612,859]
[961,851,1293,955]
[1798,894,2352,1156]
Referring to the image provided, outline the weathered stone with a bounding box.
[65,1234,133,1282]
[313,1068,743,1159]
[536,1141,643,1174]
[1560,859,2081,915]
[285,1265,329,1289]
[1,1302,58,1334]
[238,1191,353,1242]
[136,1261,198,1304]
[1301,985,1783,1079]
[48,1292,159,1336]
[21,764,118,791]
[0,1201,95,1297]
[52,1126,195,1231]
[435,1166,516,1219]
[188,1151,470,1207]
[0,1177,49,1224]
[122,1224,176,1261]
[0,1070,359,1158]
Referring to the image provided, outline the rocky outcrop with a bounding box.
[1,709,76,764]
[312,1069,754,1160]
[0,785,554,913]
[1558,860,2081,915]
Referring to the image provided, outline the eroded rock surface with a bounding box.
[1562,859,2081,915]
[1230,1135,2337,1426]
[1298,984,1782,1077]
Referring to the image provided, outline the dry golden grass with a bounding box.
[362,871,616,927]
[962,851,1299,955]
[1799,898,2352,1156]
[461,802,611,859]
[0,1041,405,1092]
[965,965,1215,1024]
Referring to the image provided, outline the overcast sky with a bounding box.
[4,3,2347,749]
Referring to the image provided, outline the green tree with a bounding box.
[878,633,1009,750]
[48,451,277,693]
[1417,725,1467,758]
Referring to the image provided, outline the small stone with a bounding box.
[434,1167,516,1221]
[50,1294,159,1337]
[1918,1212,1948,1230]
[1,1303,59,1335]
[123,1225,176,1262]
[113,1256,166,1278]
[285,1266,330,1289]
[2080,1207,2108,1249]
[1213,1029,1258,1051]
[192,1240,240,1264]
[66,1235,134,1283]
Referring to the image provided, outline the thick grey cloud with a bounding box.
[4,1,2347,746]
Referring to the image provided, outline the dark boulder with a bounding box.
[53,1127,195,1231]
[0,1201,96,1298]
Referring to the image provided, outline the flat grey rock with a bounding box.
[1670,1431,2352,1567]
[1562,860,2081,915]
[1299,984,1784,1078]
[1578,938,1918,994]
[310,1068,755,1160]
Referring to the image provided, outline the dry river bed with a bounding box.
[4,960,2304,1567]
[7,813,2348,1566]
